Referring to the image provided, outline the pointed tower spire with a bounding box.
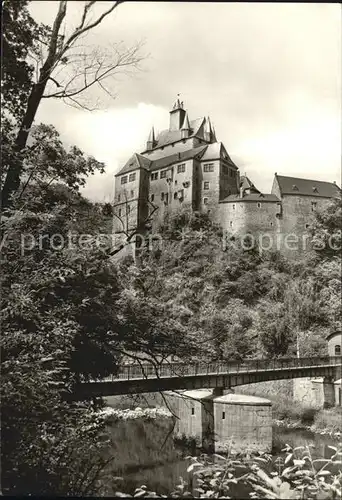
[181,112,190,130]
[211,124,217,142]
[146,126,156,151]
[181,112,191,139]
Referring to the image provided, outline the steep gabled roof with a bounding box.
[115,153,151,177]
[200,142,238,167]
[149,145,208,171]
[240,175,260,193]
[142,117,207,151]
[275,175,341,198]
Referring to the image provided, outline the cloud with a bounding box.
[58,103,168,202]
[29,2,341,200]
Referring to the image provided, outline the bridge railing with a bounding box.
[99,356,341,383]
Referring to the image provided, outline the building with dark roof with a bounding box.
[113,99,340,257]
[113,99,239,235]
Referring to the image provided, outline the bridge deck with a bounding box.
[91,356,342,383]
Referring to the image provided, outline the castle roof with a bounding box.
[115,153,151,177]
[240,175,260,193]
[220,193,280,203]
[147,117,205,150]
[149,145,207,171]
[115,145,208,177]
[275,175,341,198]
[200,142,237,167]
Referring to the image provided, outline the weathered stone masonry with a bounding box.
[113,99,341,257]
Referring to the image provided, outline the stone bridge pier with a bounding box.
[164,388,273,453]
[293,374,342,408]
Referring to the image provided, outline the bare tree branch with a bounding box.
[57,1,124,60]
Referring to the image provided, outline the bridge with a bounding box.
[72,355,342,400]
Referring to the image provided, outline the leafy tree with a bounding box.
[1,0,144,208]
[310,197,342,260]
[256,300,294,357]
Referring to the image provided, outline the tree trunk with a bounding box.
[1,0,67,210]
[1,80,47,209]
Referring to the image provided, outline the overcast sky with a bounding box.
[29,1,341,202]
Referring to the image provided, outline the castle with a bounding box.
[113,99,340,256]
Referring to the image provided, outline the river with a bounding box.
[116,425,340,496]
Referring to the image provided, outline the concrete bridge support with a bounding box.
[323,377,336,408]
[165,388,272,453]
[293,376,337,408]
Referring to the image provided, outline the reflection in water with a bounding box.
[116,426,341,496]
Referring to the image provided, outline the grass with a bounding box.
[271,398,320,424]
[313,406,342,432]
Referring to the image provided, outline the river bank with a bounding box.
[109,425,342,497]
[105,390,342,437]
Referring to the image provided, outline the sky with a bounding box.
[29,1,341,202]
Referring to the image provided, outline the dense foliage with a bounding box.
[122,202,341,362]
[118,444,342,499]
[1,1,340,494]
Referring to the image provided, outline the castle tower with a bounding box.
[169,98,186,131]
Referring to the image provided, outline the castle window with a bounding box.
[270,222,273,227]
[223,165,229,175]
[203,181,210,190]
[229,169,233,177]
[178,189,184,199]
[118,208,122,217]
[174,192,178,200]
[177,163,186,173]
[129,172,136,182]
[127,205,131,214]
[130,190,134,198]
[151,194,155,202]
[191,407,195,416]
[161,192,164,201]
[222,412,225,420]
[203,163,214,172]
[164,193,169,204]
[335,345,341,356]
[160,170,167,178]
[305,223,310,229]
[121,175,128,184]
[151,172,158,181]
[203,197,208,205]
[292,184,298,191]
[311,202,317,211]
[230,221,233,227]
[257,202,261,208]
[175,180,178,185]
[118,194,121,202]
[232,204,236,210]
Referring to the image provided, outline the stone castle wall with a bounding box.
[277,195,333,258]
[219,200,280,236]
